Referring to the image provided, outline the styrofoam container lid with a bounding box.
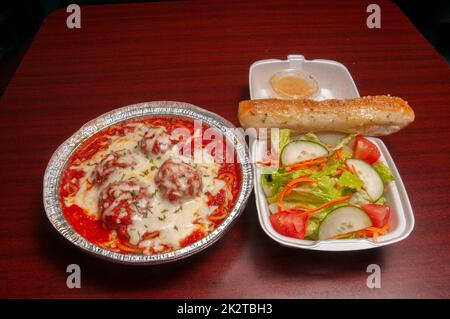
[250,54,359,100]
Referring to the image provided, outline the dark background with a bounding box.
[0,0,449,97]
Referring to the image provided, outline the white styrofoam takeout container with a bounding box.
[250,54,359,100]
[249,55,415,250]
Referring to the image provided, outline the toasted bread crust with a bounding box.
[238,96,415,136]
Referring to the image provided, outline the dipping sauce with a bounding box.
[270,70,319,99]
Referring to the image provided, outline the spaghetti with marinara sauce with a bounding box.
[59,116,241,255]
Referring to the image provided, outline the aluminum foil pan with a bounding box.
[43,101,253,265]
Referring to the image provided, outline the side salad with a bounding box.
[258,130,395,241]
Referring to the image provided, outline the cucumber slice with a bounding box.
[315,132,347,148]
[346,159,384,201]
[318,206,372,240]
[281,140,329,166]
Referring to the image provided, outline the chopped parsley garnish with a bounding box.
[140,169,149,177]
[150,165,158,171]
[174,225,179,231]
[173,206,183,214]
[158,216,166,221]
[151,189,159,196]
[161,209,169,214]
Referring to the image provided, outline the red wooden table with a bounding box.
[0,0,449,298]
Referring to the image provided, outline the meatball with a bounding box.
[155,159,202,202]
[90,151,135,185]
[99,181,151,240]
[139,126,175,157]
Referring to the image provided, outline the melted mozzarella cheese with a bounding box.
[64,121,230,252]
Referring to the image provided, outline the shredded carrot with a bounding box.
[334,148,352,172]
[287,166,320,173]
[366,224,390,234]
[282,209,307,214]
[331,232,355,240]
[285,164,306,171]
[300,195,352,215]
[372,232,379,242]
[256,160,272,166]
[330,168,345,177]
[331,224,390,241]
[277,175,317,211]
[285,157,328,172]
[288,203,315,210]
[334,148,344,161]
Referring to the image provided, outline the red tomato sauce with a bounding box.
[180,229,206,248]
[59,116,242,254]
[64,205,110,243]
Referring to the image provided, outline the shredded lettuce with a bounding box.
[340,148,353,160]
[315,160,341,178]
[263,169,338,205]
[300,132,328,149]
[305,218,320,239]
[262,168,317,204]
[375,196,387,205]
[279,129,291,152]
[332,133,357,151]
[271,129,291,158]
[285,175,343,206]
[261,174,274,197]
[348,190,372,206]
[337,171,363,191]
[373,162,395,184]
[315,176,343,200]
[299,132,333,153]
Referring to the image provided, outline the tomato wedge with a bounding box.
[269,211,307,239]
[353,135,381,164]
[362,204,390,228]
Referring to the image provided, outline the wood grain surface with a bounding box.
[0,0,449,298]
